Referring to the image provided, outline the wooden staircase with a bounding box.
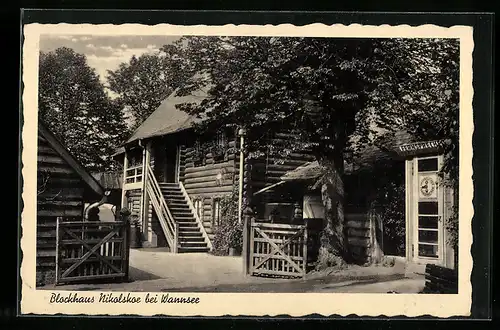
[159,183,211,253]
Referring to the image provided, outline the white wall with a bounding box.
[303,195,325,219]
[83,203,117,222]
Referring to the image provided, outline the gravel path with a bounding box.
[45,249,424,293]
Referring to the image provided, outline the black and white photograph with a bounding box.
[20,22,474,317]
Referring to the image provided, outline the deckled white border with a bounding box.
[21,23,474,317]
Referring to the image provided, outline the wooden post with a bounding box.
[120,207,131,282]
[139,144,147,234]
[237,128,247,224]
[174,222,179,253]
[248,216,255,275]
[242,206,253,276]
[303,218,308,278]
[405,159,412,262]
[141,141,152,242]
[175,145,181,183]
[120,150,129,208]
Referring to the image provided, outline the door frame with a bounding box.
[163,143,181,183]
[407,154,446,265]
[175,145,181,183]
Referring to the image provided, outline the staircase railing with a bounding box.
[145,163,177,253]
[178,182,213,251]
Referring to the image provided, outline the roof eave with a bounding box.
[38,121,105,197]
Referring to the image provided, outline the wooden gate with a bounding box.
[249,221,308,278]
[55,218,130,285]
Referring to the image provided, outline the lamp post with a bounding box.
[238,127,247,224]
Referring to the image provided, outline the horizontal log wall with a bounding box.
[344,207,383,264]
[36,134,86,286]
[126,189,142,220]
[179,137,238,237]
[249,133,316,210]
[345,211,371,263]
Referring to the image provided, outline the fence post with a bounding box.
[303,218,309,279]
[242,206,253,276]
[120,207,132,281]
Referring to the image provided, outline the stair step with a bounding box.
[169,204,190,209]
[160,187,182,194]
[179,228,200,233]
[178,246,210,253]
[171,209,192,214]
[165,196,186,201]
[178,224,198,229]
[175,215,196,220]
[179,232,204,241]
[179,242,208,248]
[173,214,194,218]
[179,237,206,243]
[178,228,203,233]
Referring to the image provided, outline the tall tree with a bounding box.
[170,36,383,266]
[106,47,193,129]
[168,36,459,267]
[367,38,460,250]
[39,47,129,172]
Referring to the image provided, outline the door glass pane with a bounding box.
[418,158,438,172]
[418,230,438,243]
[418,216,439,229]
[418,201,438,215]
[418,244,438,258]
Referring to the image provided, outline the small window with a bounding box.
[213,198,222,227]
[193,198,203,219]
[418,157,438,172]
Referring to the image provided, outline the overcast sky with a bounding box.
[39,34,180,84]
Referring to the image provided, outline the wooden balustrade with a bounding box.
[145,163,177,250]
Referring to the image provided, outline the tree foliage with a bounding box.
[106,48,193,129]
[160,36,459,262]
[39,47,129,172]
[366,38,460,249]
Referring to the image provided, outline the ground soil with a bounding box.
[43,249,425,293]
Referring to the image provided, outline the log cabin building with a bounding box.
[116,89,457,270]
[37,121,108,286]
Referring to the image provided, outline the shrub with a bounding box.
[212,194,243,255]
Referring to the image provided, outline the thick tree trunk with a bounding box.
[316,156,347,270]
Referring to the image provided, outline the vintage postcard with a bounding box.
[20,22,474,317]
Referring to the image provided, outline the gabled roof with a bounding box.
[126,87,210,144]
[38,121,104,196]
